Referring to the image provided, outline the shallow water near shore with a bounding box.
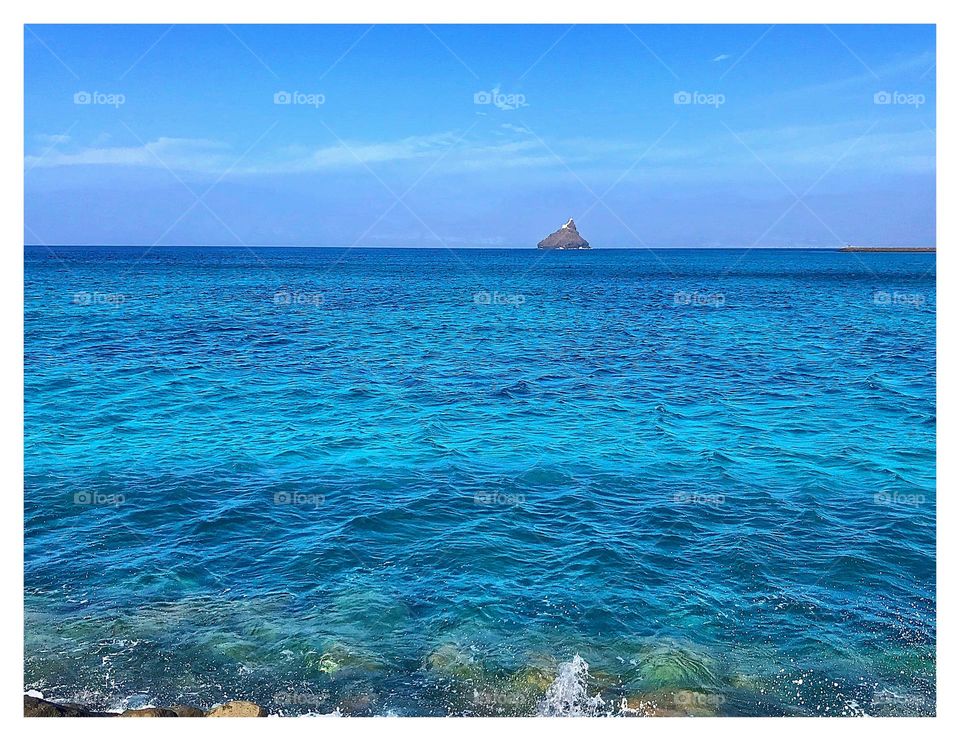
[24,246,935,716]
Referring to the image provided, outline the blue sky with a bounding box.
[24,24,936,247]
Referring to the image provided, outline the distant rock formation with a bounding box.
[537,218,591,250]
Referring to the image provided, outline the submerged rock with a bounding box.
[304,641,384,675]
[335,692,376,715]
[621,689,723,717]
[306,651,342,675]
[537,218,591,250]
[513,666,554,694]
[628,641,720,690]
[425,643,482,679]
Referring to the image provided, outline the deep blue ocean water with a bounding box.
[24,246,935,716]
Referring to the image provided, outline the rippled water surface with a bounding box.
[24,246,936,716]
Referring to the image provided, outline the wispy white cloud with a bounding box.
[35,133,72,146]
[775,50,936,101]
[24,130,570,176]
[24,137,231,171]
[23,117,935,183]
[712,53,731,62]
[299,132,460,170]
[622,120,935,181]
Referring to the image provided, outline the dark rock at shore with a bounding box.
[537,218,590,250]
[206,700,267,717]
[25,696,86,717]
[24,694,266,718]
[122,707,178,717]
[24,695,114,717]
[170,704,206,717]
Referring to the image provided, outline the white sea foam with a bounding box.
[537,654,605,717]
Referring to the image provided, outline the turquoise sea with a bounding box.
[24,246,936,716]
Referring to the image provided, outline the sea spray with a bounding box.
[538,655,605,717]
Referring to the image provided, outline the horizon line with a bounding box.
[23,244,937,251]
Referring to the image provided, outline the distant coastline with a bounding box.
[839,246,936,253]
